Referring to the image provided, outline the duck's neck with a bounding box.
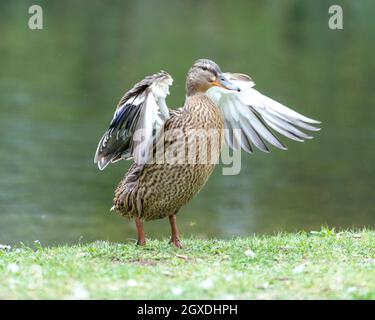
[183,93,224,128]
[184,93,215,112]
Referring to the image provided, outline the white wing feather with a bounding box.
[207,73,320,153]
[94,71,173,169]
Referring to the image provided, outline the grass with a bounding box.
[0,228,374,299]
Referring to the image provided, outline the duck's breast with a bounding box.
[115,94,225,220]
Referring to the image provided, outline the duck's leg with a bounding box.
[168,214,182,248]
[135,217,146,245]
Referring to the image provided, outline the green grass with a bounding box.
[0,228,374,299]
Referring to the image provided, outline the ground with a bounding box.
[0,228,374,299]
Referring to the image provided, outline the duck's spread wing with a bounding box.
[94,71,173,170]
[206,72,321,153]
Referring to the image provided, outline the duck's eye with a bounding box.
[202,66,208,71]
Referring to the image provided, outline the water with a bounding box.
[0,0,374,245]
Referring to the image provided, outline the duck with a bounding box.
[94,59,320,248]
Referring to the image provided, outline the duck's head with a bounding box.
[186,59,240,96]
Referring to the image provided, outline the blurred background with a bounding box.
[0,0,374,245]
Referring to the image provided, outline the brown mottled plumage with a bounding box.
[94,58,320,247]
[114,94,224,222]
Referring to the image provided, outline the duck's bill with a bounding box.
[211,74,241,92]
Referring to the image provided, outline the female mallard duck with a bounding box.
[94,59,320,248]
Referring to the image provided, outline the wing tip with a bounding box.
[98,164,106,171]
[94,155,110,171]
[302,117,321,125]
[94,149,106,170]
[307,126,321,132]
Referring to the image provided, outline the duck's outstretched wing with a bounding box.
[206,73,321,153]
[94,71,173,170]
